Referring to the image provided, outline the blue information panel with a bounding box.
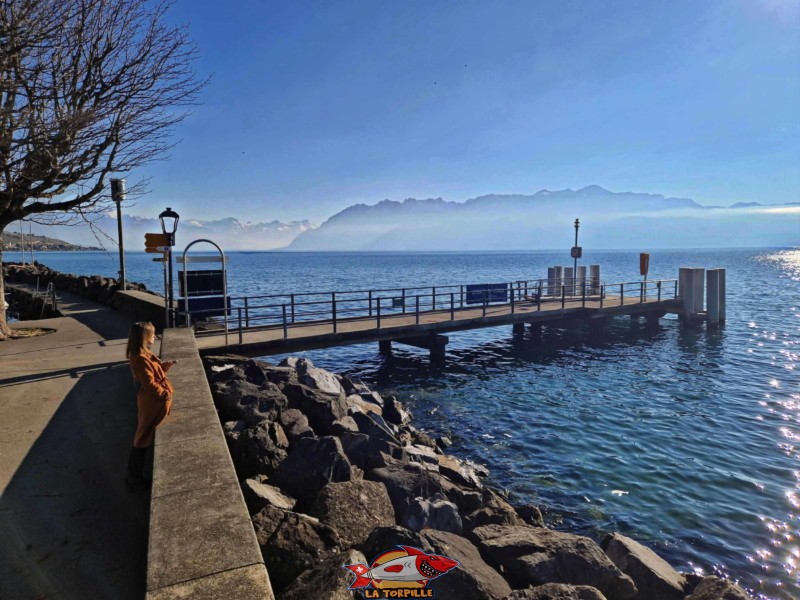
[179,270,225,297]
[465,283,509,305]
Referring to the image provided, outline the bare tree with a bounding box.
[0,0,207,338]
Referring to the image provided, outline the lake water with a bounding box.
[6,247,800,599]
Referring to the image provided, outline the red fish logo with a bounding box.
[344,545,459,592]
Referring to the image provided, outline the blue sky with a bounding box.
[132,0,800,224]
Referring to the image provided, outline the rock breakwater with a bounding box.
[203,355,752,600]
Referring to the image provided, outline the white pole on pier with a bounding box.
[679,267,695,317]
[564,267,574,296]
[554,266,563,297]
[706,269,720,325]
[692,268,705,317]
[590,264,600,294]
[577,266,587,294]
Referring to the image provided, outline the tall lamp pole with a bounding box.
[110,179,126,290]
[159,207,180,327]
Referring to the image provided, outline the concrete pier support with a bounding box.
[553,266,563,298]
[564,267,574,296]
[512,323,525,334]
[590,264,600,294]
[719,268,726,321]
[393,335,449,362]
[379,339,392,355]
[577,266,587,294]
[706,270,719,325]
[692,268,705,315]
[679,267,695,317]
[547,267,556,297]
[706,269,722,326]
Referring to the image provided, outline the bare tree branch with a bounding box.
[0,0,208,336]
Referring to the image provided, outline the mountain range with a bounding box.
[286,186,799,250]
[16,186,799,251]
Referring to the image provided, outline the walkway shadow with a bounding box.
[0,363,147,600]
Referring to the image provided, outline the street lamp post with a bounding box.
[159,207,180,327]
[110,179,126,290]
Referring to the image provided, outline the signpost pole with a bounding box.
[573,218,580,277]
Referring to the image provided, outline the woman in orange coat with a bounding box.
[125,322,175,491]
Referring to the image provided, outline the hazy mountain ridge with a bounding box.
[23,214,315,251]
[286,186,799,251]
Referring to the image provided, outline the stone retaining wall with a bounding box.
[147,328,273,599]
[3,262,169,328]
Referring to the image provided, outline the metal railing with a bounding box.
[188,277,678,344]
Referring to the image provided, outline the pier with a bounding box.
[191,275,711,361]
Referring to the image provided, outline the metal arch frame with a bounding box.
[179,238,228,344]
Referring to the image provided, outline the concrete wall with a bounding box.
[147,328,273,600]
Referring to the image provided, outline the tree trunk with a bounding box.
[0,244,12,340]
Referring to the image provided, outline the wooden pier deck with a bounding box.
[195,286,681,359]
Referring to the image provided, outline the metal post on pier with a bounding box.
[238,308,243,344]
[450,293,455,320]
[415,295,420,325]
[291,293,295,323]
[332,292,337,333]
[244,297,250,328]
[377,297,381,329]
[282,304,288,339]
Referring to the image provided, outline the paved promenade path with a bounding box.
[1,289,148,599]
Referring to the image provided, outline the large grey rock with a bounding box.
[225,422,288,478]
[684,576,752,600]
[308,480,397,547]
[339,432,407,471]
[421,529,512,600]
[601,533,686,600]
[270,436,353,508]
[383,394,412,426]
[243,358,270,385]
[298,363,346,397]
[366,463,448,525]
[470,524,637,600]
[407,493,463,534]
[360,526,431,561]
[258,510,341,593]
[279,408,315,441]
[278,549,367,600]
[282,382,347,435]
[350,410,399,444]
[252,504,288,547]
[242,479,296,514]
[331,416,360,436]
[262,365,299,388]
[515,504,545,528]
[464,505,524,534]
[345,393,383,416]
[213,378,288,424]
[506,583,608,599]
[340,375,372,396]
[437,454,484,488]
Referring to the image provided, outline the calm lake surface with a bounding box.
[8,247,800,599]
